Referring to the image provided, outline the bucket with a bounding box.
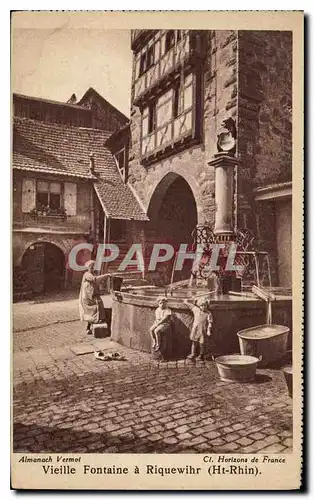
[237,324,289,367]
[283,366,293,397]
[220,276,232,294]
[213,354,261,383]
[109,276,123,291]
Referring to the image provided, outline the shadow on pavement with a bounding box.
[15,290,80,305]
[13,422,214,454]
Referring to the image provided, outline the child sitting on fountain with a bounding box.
[150,296,172,352]
[184,296,213,361]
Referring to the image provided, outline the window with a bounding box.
[138,46,155,77]
[141,72,197,161]
[22,178,77,215]
[146,46,155,70]
[173,73,193,119]
[36,181,61,211]
[165,31,175,53]
[114,148,127,182]
[148,103,157,134]
[173,86,183,118]
[139,53,147,76]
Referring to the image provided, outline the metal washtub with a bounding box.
[213,354,262,383]
[237,324,289,367]
[283,366,293,397]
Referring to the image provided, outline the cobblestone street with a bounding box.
[13,298,293,455]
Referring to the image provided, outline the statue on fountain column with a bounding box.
[217,117,237,155]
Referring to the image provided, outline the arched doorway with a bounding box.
[21,242,65,294]
[147,173,198,283]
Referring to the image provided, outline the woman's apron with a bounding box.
[79,272,105,323]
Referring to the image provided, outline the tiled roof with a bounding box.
[13,117,149,221]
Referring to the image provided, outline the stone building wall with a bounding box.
[13,173,93,237]
[237,31,292,218]
[128,30,239,229]
[13,174,94,295]
[236,31,292,284]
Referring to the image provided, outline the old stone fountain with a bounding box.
[110,119,292,358]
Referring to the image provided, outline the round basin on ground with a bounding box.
[213,354,261,382]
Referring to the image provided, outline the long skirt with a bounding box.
[79,278,105,324]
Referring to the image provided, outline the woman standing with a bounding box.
[79,260,111,335]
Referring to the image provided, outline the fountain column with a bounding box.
[207,117,239,242]
[208,152,239,242]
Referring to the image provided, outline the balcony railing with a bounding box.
[134,33,201,103]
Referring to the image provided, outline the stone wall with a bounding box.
[236,30,292,282]
[237,30,292,225]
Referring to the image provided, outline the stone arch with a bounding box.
[19,241,66,294]
[145,172,198,284]
[146,170,204,224]
[16,238,67,267]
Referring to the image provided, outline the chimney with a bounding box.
[89,152,95,175]
[67,93,77,104]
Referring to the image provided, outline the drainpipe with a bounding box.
[103,214,107,274]
[89,152,96,258]
[90,187,96,258]
[104,216,111,275]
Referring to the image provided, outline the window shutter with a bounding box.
[64,182,77,216]
[22,178,36,213]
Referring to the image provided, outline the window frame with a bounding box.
[114,147,127,183]
[139,52,147,76]
[172,71,193,121]
[146,45,155,70]
[36,180,63,212]
[148,102,157,134]
[138,45,155,78]
[165,30,175,53]
[140,70,197,161]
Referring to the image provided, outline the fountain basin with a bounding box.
[110,287,292,358]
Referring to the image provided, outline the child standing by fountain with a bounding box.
[184,297,213,361]
[150,296,172,352]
